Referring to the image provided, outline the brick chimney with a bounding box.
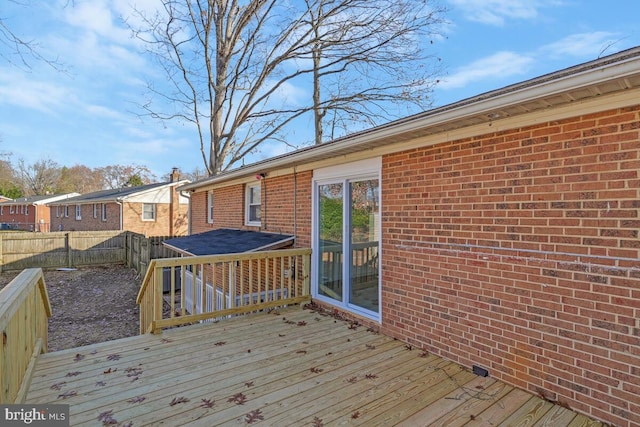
[170,167,180,182]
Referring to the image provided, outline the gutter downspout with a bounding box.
[179,190,192,235]
[115,199,123,231]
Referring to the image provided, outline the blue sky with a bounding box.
[1,0,639,180]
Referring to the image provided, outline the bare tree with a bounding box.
[0,0,67,70]
[17,158,61,196]
[57,165,104,194]
[96,164,157,189]
[307,0,444,143]
[131,0,444,175]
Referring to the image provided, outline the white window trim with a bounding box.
[75,204,82,220]
[311,157,382,322]
[55,206,59,218]
[245,183,261,226]
[142,203,156,221]
[25,205,29,215]
[207,190,214,224]
[0,206,3,215]
[64,206,69,218]
[9,206,14,214]
[93,203,98,218]
[101,204,107,221]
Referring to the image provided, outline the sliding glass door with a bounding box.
[315,168,380,319]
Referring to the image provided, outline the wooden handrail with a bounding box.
[137,248,312,334]
[0,268,52,403]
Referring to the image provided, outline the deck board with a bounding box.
[25,308,604,426]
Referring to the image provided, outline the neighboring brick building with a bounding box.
[178,48,640,427]
[50,170,190,236]
[0,193,79,232]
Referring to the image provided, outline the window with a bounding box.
[142,203,156,221]
[20,205,24,214]
[93,204,98,218]
[55,206,59,218]
[245,183,261,226]
[25,205,29,215]
[207,191,214,224]
[64,206,69,218]
[10,206,14,214]
[101,204,107,221]
[75,205,82,220]
[313,158,381,321]
[0,206,3,215]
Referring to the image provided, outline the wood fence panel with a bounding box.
[0,231,176,273]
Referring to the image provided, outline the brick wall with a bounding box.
[381,106,640,427]
[51,203,120,232]
[192,171,313,248]
[122,202,188,236]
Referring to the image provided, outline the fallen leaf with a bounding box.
[310,367,323,373]
[228,393,248,405]
[107,354,121,361]
[169,396,190,406]
[245,409,265,424]
[128,396,146,403]
[74,353,85,362]
[200,398,215,408]
[50,382,66,390]
[65,371,81,377]
[311,416,324,427]
[58,390,77,399]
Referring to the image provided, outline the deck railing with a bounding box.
[136,248,312,334]
[0,268,52,403]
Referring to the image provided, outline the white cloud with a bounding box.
[438,51,534,89]
[0,69,74,114]
[540,32,621,58]
[448,0,559,26]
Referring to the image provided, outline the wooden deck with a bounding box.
[26,308,603,426]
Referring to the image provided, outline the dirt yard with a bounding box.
[0,266,141,352]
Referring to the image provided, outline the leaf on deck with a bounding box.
[245,409,265,424]
[57,390,77,399]
[169,396,190,406]
[228,393,248,405]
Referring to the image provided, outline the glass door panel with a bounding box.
[348,179,380,313]
[318,183,343,302]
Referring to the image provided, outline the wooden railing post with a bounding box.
[152,265,163,334]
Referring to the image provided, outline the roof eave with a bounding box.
[179,47,640,192]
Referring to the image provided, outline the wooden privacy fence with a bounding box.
[137,248,312,334]
[0,231,175,274]
[0,268,51,403]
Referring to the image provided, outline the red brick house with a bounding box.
[178,48,640,427]
[50,172,190,237]
[0,193,79,232]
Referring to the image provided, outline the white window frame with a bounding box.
[245,183,261,226]
[311,157,382,322]
[0,206,3,215]
[75,204,82,220]
[93,203,98,218]
[101,204,107,221]
[9,206,14,214]
[25,205,28,215]
[207,190,214,224]
[64,206,69,218]
[55,206,59,218]
[142,203,156,221]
